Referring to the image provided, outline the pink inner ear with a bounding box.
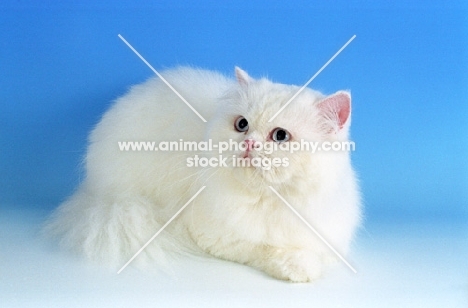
[235,67,251,85]
[318,92,351,129]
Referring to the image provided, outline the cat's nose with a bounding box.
[244,139,258,151]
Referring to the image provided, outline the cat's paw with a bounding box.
[264,249,323,283]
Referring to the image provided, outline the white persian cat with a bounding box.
[45,67,361,282]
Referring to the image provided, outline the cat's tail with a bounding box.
[42,185,191,271]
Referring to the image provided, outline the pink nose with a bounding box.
[244,139,256,151]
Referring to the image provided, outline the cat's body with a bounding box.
[46,67,361,282]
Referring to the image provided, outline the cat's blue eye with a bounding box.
[271,128,290,143]
[234,116,249,132]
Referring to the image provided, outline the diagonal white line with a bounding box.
[117,186,206,274]
[268,35,356,122]
[268,186,357,274]
[118,34,207,123]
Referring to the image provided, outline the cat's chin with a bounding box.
[227,163,293,187]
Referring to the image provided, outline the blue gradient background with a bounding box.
[2,1,467,221]
[1,1,467,306]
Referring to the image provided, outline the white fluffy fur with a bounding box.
[45,67,361,282]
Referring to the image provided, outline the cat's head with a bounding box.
[206,67,352,188]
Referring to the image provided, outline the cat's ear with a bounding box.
[317,91,351,132]
[235,67,252,85]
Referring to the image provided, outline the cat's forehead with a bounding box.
[239,80,296,118]
[240,80,323,124]
[247,79,295,103]
[220,78,325,139]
